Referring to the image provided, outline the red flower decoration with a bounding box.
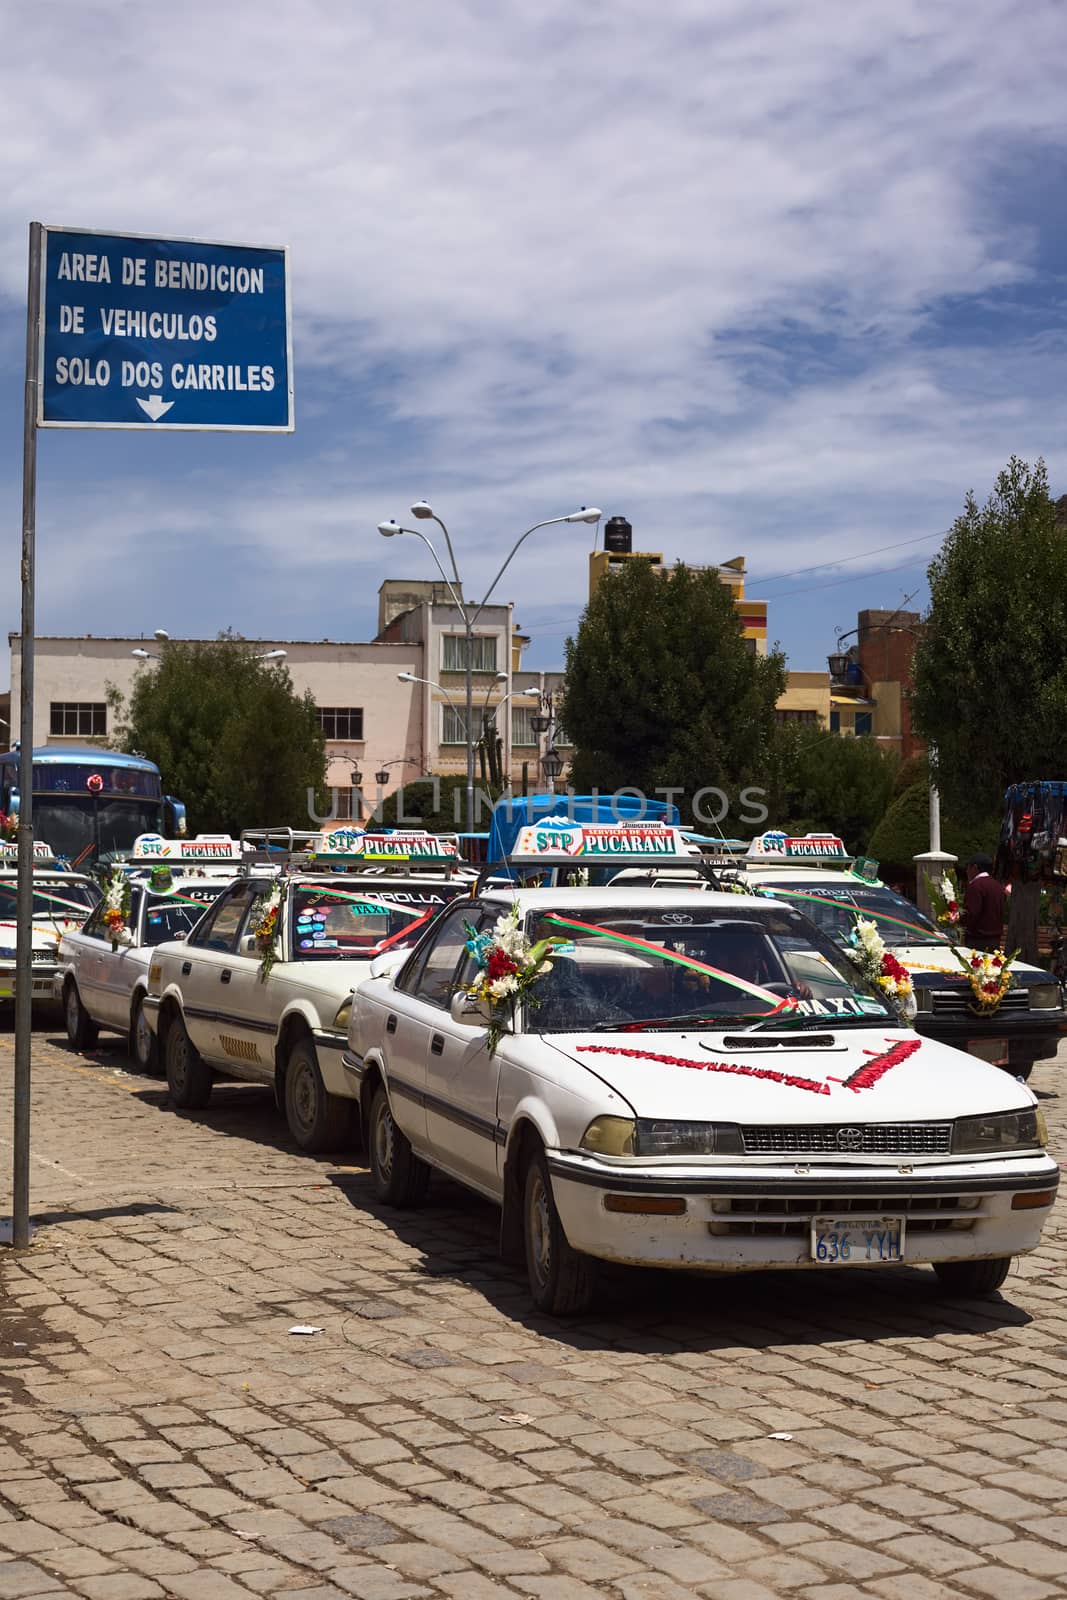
[982,980,999,994]
[880,953,909,982]
[992,955,1004,968]
[486,948,519,982]
[970,955,982,969]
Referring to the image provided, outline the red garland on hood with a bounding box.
[576,1045,831,1096]
[841,1037,922,1093]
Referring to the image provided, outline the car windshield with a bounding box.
[0,878,99,921]
[142,886,228,947]
[524,903,896,1031]
[752,879,948,949]
[290,881,466,960]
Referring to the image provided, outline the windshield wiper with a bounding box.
[741,1010,881,1032]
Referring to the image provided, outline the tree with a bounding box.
[114,633,327,835]
[377,776,470,833]
[772,725,898,854]
[911,457,1067,813]
[560,561,786,827]
[910,457,1067,957]
[868,782,998,894]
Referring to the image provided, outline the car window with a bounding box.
[143,885,228,948]
[399,902,476,1007]
[752,878,947,949]
[0,878,100,921]
[287,881,460,961]
[187,883,258,953]
[79,903,109,942]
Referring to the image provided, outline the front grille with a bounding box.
[930,987,1030,1016]
[708,1192,982,1239]
[741,1123,952,1157]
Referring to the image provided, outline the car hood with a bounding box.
[0,918,71,954]
[893,945,1050,988]
[541,1026,1036,1124]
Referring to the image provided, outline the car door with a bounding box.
[178,882,262,1063]
[385,902,475,1157]
[210,888,278,1083]
[421,913,505,1197]
[66,902,112,1022]
[92,886,146,1028]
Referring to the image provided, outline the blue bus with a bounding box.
[0,747,186,868]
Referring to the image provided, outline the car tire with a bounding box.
[933,1257,1012,1297]
[284,1037,353,1152]
[129,995,159,1075]
[64,980,99,1051]
[164,1014,213,1109]
[522,1145,597,1316]
[367,1082,430,1207]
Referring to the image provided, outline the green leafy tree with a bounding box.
[911,457,1067,813]
[560,561,785,826]
[868,782,999,894]
[377,776,470,832]
[911,457,1067,958]
[114,632,327,834]
[772,725,899,854]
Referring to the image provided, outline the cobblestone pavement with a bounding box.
[2,1019,1066,1600]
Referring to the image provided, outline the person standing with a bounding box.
[963,855,1006,952]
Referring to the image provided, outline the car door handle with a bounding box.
[220,969,232,984]
[386,1014,397,1034]
[430,1033,445,1056]
[181,961,192,975]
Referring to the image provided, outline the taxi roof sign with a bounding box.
[510,820,695,866]
[309,829,459,864]
[746,830,850,862]
[132,833,244,862]
[0,840,55,864]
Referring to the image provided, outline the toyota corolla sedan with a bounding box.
[346,885,1057,1316]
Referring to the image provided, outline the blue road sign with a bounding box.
[38,226,293,431]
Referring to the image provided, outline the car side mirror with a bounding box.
[369,950,406,981]
[240,934,257,955]
[450,990,493,1027]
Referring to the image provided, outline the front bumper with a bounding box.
[0,960,61,1003]
[914,1011,1060,1067]
[546,1149,1059,1272]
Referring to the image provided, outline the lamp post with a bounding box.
[378,504,601,830]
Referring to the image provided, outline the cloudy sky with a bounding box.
[1,0,1065,674]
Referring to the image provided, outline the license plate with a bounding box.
[968,1038,1008,1065]
[811,1216,905,1265]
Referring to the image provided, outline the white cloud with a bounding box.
[1,0,1066,663]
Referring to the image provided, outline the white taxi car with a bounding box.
[0,842,100,1008]
[143,830,474,1151]
[347,822,1058,1316]
[737,833,1065,1079]
[57,875,233,1067]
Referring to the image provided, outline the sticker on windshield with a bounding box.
[794,995,880,1017]
[299,939,314,950]
[856,996,884,1014]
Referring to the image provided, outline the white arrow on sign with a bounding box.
[136,394,175,422]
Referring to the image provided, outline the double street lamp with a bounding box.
[378,503,600,830]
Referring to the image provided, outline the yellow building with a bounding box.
[587,526,767,655]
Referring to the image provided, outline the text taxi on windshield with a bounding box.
[346,819,1057,1316]
[142,828,475,1152]
[0,840,100,1007]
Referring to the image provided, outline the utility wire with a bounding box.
[748,529,942,589]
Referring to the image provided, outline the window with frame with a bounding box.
[50,702,106,737]
[829,710,841,733]
[187,883,259,953]
[317,707,364,741]
[854,711,873,736]
[398,902,475,1007]
[775,709,820,725]
[441,634,497,674]
[510,706,539,747]
[440,705,466,746]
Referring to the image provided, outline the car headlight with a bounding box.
[581,1116,636,1156]
[635,1120,743,1156]
[1026,984,1062,1011]
[954,1108,1047,1155]
[333,996,353,1030]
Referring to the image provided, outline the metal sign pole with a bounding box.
[13,221,42,1250]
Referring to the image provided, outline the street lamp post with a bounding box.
[378,505,600,830]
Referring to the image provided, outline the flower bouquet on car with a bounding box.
[845,916,916,1023]
[924,867,962,930]
[462,903,566,1053]
[251,883,285,981]
[102,865,134,950]
[953,945,1018,1015]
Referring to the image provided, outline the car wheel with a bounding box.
[522,1145,597,1316]
[64,980,98,1051]
[164,1014,213,1109]
[129,995,159,1075]
[933,1257,1012,1297]
[284,1037,353,1152]
[367,1082,429,1207]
